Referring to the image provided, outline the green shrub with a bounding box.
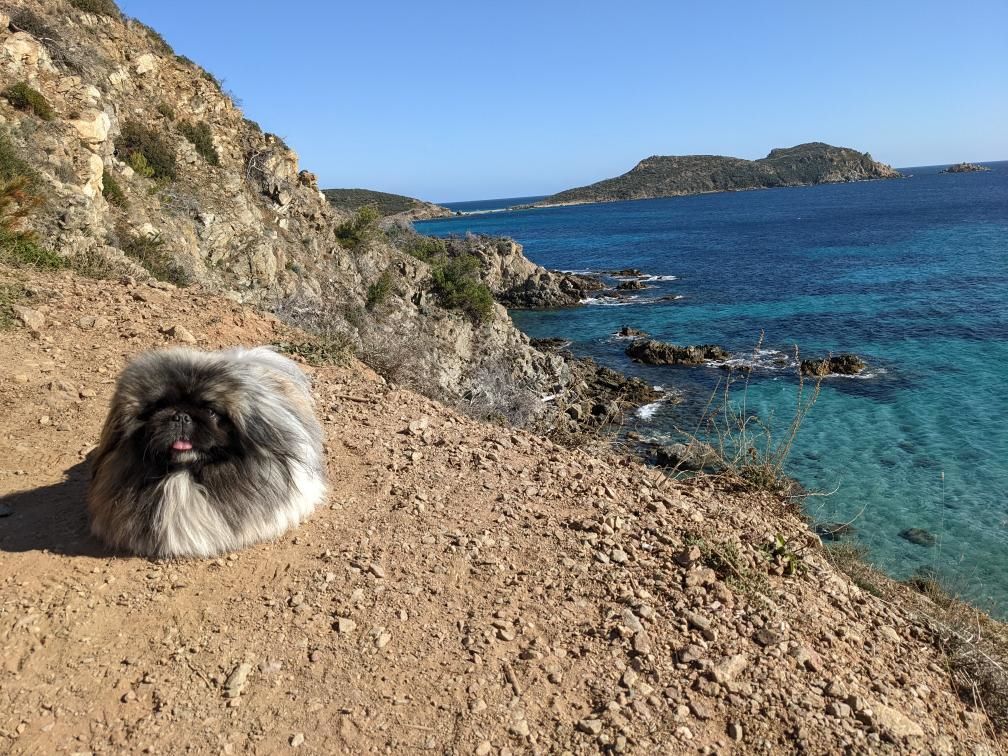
[2,83,55,121]
[366,269,394,310]
[127,151,154,178]
[68,0,121,18]
[406,235,447,262]
[430,254,494,325]
[335,205,381,249]
[0,231,64,270]
[116,120,176,180]
[119,230,190,285]
[179,121,219,166]
[0,134,41,190]
[156,102,175,120]
[102,173,127,207]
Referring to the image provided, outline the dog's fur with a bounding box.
[87,347,327,558]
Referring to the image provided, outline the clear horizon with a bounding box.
[118,0,1007,203]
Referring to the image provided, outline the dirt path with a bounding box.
[0,269,1002,754]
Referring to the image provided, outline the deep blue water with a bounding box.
[418,162,1008,613]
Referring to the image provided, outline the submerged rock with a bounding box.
[813,522,856,541]
[899,527,937,547]
[625,339,728,366]
[800,354,866,377]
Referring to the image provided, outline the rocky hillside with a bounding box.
[0,0,607,433]
[322,187,454,221]
[540,143,902,206]
[1,266,1006,753]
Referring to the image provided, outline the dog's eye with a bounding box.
[207,408,217,418]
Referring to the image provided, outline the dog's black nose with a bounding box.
[173,411,192,425]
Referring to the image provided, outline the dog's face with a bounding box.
[141,393,235,468]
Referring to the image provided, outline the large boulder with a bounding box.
[625,339,728,366]
[799,354,866,377]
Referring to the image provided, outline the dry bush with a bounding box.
[459,358,541,428]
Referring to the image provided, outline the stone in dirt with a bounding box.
[223,662,253,698]
[12,305,45,331]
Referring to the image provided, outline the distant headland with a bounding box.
[532,142,902,207]
[322,187,455,220]
[941,162,991,174]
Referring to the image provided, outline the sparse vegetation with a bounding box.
[274,330,354,367]
[0,136,56,271]
[156,102,175,120]
[404,235,447,262]
[116,120,177,180]
[118,230,190,285]
[134,21,173,54]
[676,336,820,495]
[0,282,31,330]
[179,120,219,166]
[68,0,121,18]
[323,187,431,217]
[2,83,55,121]
[101,172,127,207]
[334,205,381,249]
[430,253,495,325]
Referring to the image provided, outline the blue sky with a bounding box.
[118,0,1007,202]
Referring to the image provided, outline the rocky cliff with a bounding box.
[540,142,902,206]
[0,0,600,431]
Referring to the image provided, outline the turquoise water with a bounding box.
[418,163,1008,613]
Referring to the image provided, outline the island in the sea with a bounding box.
[534,142,901,207]
[941,162,991,174]
[323,187,454,220]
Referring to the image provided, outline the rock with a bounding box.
[617,325,649,338]
[335,617,356,634]
[70,110,111,145]
[625,339,728,366]
[871,704,925,741]
[223,662,253,698]
[577,718,603,736]
[712,654,747,684]
[653,442,720,471]
[813,521,855,541]
[800,354,866,377]
[899,528,936,547]
[685,611,715,641]
[727,722,743,741]
[615,280,647,291]
[475,741,492,756]
[82,153,105,198]
[290,733,305,747]
[135,53,158,75]
[297,170,319,190]
[368,562,386,578]
[941,162,990,173]
[133,287,171,304]
[12,305,45,331]
[3,32,54,74]
[610,548,629,564]
[162,324,196,343]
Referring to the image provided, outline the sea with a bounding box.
[417,162,1008,614]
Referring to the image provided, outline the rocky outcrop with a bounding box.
[616,325,649,338]
[0,1,610,430]
[941,162,990,173]
[539,142,902,206]
[800,354,867,377]
[626,339,729,366]
[458,236,604,308]
[323,187,454,219]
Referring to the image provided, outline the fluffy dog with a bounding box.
[87,347,326,558]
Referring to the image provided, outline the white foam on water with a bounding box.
[635,401,664,420]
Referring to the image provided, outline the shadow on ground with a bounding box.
[0,458,108,557]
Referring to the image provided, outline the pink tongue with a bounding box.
[172,439,193,451]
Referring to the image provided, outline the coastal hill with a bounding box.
[322,187,455,220]
[539,143,902,206]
